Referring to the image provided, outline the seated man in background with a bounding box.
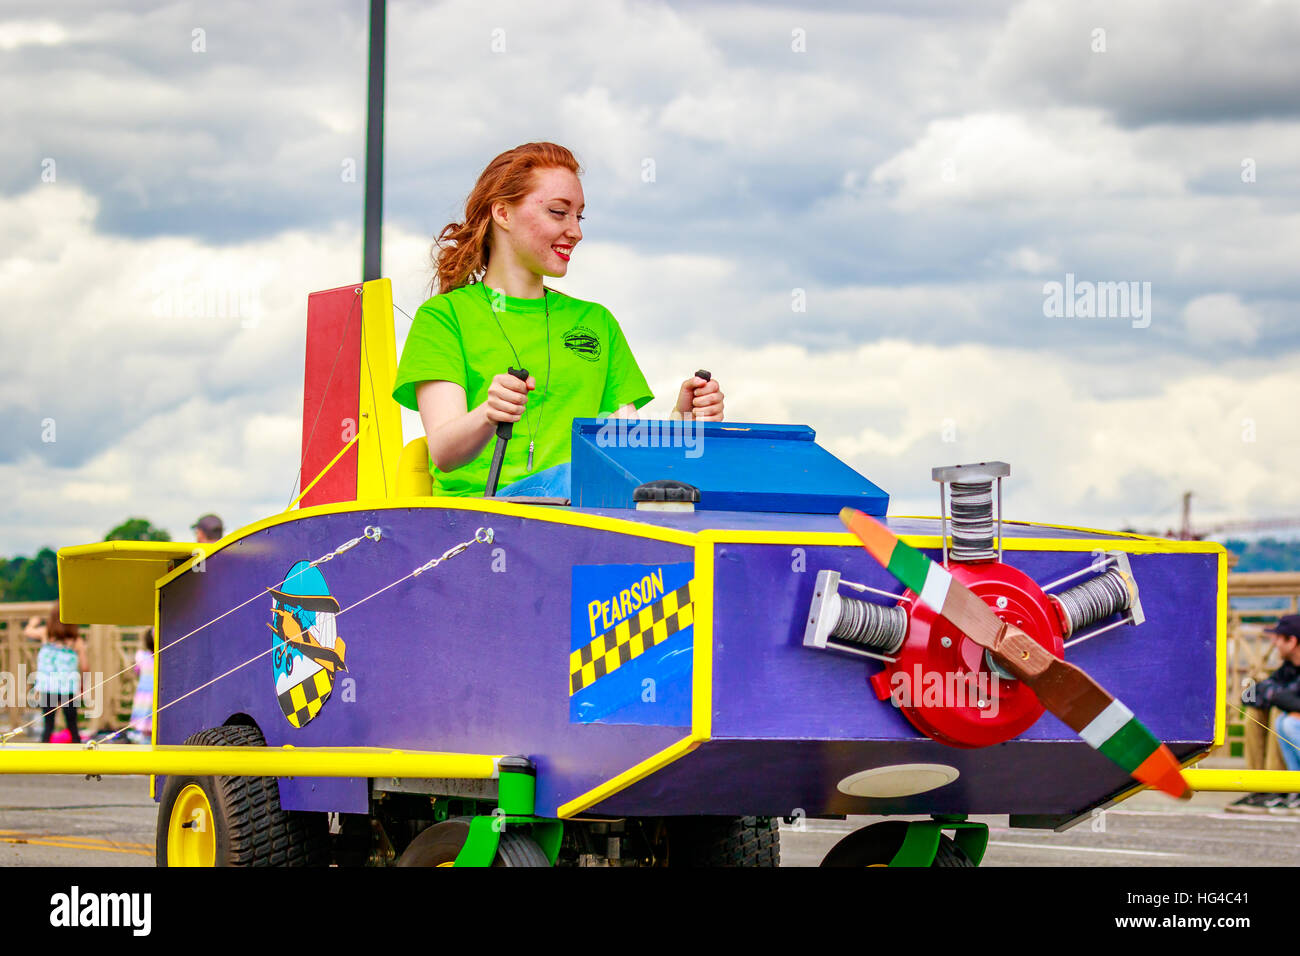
[1228,615,1300,814]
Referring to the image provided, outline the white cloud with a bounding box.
[557,87,658,194]
[0,182,361,551]
[631,335,1300,532]
[1181,293,1261,346]
[0,19,67,50]
[1001,246,1059,274]
[871,110,1182,206]
[658,71,862,152]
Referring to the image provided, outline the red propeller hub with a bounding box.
[869,560,1066,748]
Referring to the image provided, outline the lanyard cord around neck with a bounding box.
[482,281,552,471]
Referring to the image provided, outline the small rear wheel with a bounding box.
[155,724,330,867]
[395,817,550,867]
[820,821,974,867]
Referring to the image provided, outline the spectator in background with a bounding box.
[191,514,223,543]
[1226,639,1287,813]
[30,601,85,744]
[127,628,154,745]
[1228,615,1300,814]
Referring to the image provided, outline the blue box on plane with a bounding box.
[570,419,889,515]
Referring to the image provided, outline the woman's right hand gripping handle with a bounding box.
[484,368,535,435]
[416,371,536,474]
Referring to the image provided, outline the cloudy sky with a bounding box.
[3,0,1298,555]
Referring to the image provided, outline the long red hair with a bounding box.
[431,142,582,295]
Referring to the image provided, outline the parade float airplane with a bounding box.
[0,276,1256,867]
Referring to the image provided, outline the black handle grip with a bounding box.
[485,367,532,498]
[496,367,531,440]
[680,370,712,419]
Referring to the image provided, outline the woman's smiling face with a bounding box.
[492,166,585,277]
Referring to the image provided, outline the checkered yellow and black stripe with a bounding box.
[277,668,333,728]
[569,580,696,695]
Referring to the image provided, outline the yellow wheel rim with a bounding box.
[167,784,216,867]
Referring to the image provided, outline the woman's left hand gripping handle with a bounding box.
[676,368,724,421]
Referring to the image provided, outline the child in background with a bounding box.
[31,601,84,744]
[128,628,155,744]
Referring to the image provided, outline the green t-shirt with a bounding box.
[392,283,654,496]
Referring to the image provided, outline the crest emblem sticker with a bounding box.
[269,561,348,728]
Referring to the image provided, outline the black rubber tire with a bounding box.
[395,817,551,867]
[932,834,974,867]
[667,816,781,867]
[155,724,331,867]
[820,821,974,867]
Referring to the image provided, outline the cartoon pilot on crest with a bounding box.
[268,561,348,728]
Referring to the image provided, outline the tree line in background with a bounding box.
[1225,538,1300,573]
[0,518,171,602]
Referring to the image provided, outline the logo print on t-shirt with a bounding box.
[563,325,601,362]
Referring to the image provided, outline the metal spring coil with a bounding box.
[948,480,996,562]
[830,595,908,654]
[1055,568,1132,635]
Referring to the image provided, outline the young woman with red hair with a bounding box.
[392,142,724,497]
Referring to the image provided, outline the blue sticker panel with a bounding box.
[570,562,694,726]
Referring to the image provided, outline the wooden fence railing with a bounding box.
[1,602,149,739]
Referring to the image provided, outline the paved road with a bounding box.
[0,774,1294,866]
[781,790,1300,867]
[0,775,155,866]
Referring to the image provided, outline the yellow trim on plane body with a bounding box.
[150,586,160,801]
[1214,549,1228,747]
[0,745,502,779]
[358,278,403,500]
[1184,768,1300,792]
[696,527,1225,555]
[57,540,213,625]
[692,536,715,743]
[155,497,701,588]
[555,736,701,820]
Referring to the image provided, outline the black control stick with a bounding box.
[484,367,528,498]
